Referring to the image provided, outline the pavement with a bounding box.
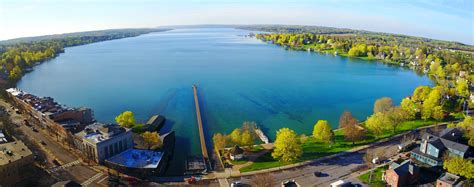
[0,99,108,186]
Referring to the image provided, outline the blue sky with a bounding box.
[0,0,473,44]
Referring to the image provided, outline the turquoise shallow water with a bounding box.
[17,28,431,175]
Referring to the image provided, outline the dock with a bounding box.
[192,84,212,170]
[254,125,270,144]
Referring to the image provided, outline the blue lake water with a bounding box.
[17,28,431,175]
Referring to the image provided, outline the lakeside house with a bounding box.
[410,128,471,167]
[74,123,133,163]
[230,145,244,161]
[383,160,420,187]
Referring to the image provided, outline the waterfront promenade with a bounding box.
[193,84,212,170]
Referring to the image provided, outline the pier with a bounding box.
[192,84,212,171]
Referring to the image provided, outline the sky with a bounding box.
[0,0,473,44]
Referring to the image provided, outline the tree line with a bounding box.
[0,28,167,82]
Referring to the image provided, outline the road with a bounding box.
[1,99,108,186]
[227,133,403,186]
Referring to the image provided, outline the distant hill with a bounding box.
[0,28,170,45]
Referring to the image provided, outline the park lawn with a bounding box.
[240,119,437,173]
[230,159,249,165]
[358,165,388,187]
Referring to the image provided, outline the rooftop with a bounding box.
[0,140,33,165]
[106,149,163,169]
[438,172,461,185]
[75,123,128,144]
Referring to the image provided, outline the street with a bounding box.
[1,99,108,186]
[227,133,403,186]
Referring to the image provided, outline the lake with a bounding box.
[17,28,431,175]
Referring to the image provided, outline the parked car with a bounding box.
[282,179,300,187]
[231,181,245,187]
[32,127,38,132]
[314,171,323,177]
[41,141,47,146]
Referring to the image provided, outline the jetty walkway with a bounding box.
[192,84,212,170]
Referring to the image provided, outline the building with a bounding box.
[0,140,34,187]
[411,128,471,166]
[5,88,94,138]
[436,172,464,187]
[143,115,165,132]
[105,149,164,177]
[74,123,133,163]
[383,160,419,187]
[105,131,175,177]
[229,145,244,161]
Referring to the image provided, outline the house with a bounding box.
[436,172,464,187]
[411,128,471,167]
[229,145,244,161]
[383,160,419,187]
[74,123,133,163]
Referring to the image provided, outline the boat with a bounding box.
[254,125,269,144]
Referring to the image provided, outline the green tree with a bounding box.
[115,111,136,128]
[422,87,442,120]
[313,120,334,143]
[229,129,242,145]
[457,116,474,146]
[141,131,162,149]
[365,112,389,136]
[443,156,474,179]
[241,130,254,146]
[9,65,22,79]
[386,106,408,133]
[400,97,417,120]
[272,128,302,162]
[455,78,469,98]
[373,97,393,113]
[412,86,431,103]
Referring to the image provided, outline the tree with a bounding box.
[272,128,302,162]
[412,86,431,103]
[457,116,474,146]
[9,65,22,79]
[422,87,442,120]
[363,149,376,183]
[400,97,417,120]
[455,78,469,98]
[115,111,136,128]
[229,129,242,145]
[374,97,393,113]
[443,156,474,179]
[241,130,254,146]
[365,112,389,136]
[339,111,358,128]
[213,133,226,150]
[344,123,365,145]
[141,131,162,149]
[386,106,408,133]
[313,120,334,143]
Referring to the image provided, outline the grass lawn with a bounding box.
[239,119,437,173]
[358,165,388,187]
